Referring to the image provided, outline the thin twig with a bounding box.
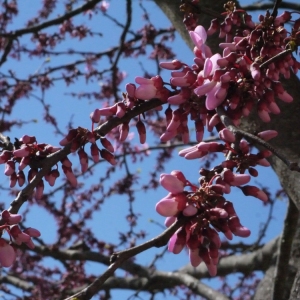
[64,218,185,300]
[271,0,283,18]
[0,0,103,38]
[260,49,293,70]
[216,106,300,172]
[1,98,163,221]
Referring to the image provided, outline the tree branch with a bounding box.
[179,237,279,278]
[272,198,299,300]
[0,0,103,38]
[65,217,185,299]
[217,106,300,172]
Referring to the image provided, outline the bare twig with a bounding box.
[260,49,293,70]
[0,0,103,38]
[111,0,132,101]
[271,0,283,17]
[242,1,300,12]
[64,217,185,300]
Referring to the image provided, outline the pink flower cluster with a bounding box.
[0,210,40,267]
[0,135,62,199]
[90,75,171,145]
[156,170,266,275]
[60,127,117,169]
[151,9,298,143]
[179,129,275,185]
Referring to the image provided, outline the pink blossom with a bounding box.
[59,129,78,146]
[4,161,15,176]
[13,145,31,158]
[35,180,44,200]
[45,169,60,186]
[20,135,36,144]
[9,172,17,188]
[134,77,158,100]
[136,120,146,144]
[61,157,72,167]
[19,156,30,171]
[90,143,100,163]
[183,205,198,216]
[100,138,114,153]
[170,70,197,87]
[17,171,25,186]
[90,108,101,123]
[164,216,176,227]
[100,0,110,12]
[23,227,41,238]
[189,25,212,58]
[222,169,251,186]
[257,130,278,141]
[62,165,77,187]
[126,83,136,98]
[189,249,202,267]
[10,225,31,244]
[119,122,129,142]
[155,193,187,217]
[219,128,235,143]
[167,87,191,105]
[0,150,12,164]
[228,216,251,237]
[78,148,89,173]
[240,185,268,202]
[100,149,117,165]
[0,238,16,267]
[168,227,186,254]
[159,59,183,70]
[160,173,185,194]
[1,210,22,225]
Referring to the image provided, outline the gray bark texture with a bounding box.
[154,1,300,299]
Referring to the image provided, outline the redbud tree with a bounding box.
[0,0,299,299]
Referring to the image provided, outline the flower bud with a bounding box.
[90,143,100,163]
[20,135,36,144]
[136,120,146,144]
[100,149,117,165]
[100,138,114,153]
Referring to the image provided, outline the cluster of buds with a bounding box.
[155,170,267,275]
[0,135,62,199]
[59,127,117,168]
[90,76,171,145]
[132,7,299,143]
[179,129,276,182]
[0,210,40,267]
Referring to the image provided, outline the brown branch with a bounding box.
[272,198,299,300]
[179,237,279,278]
[0,0,103,38]
[111,0,132,101]
[69,274,230,300]
[1,98,163,221]
[1,274,33,292]
[242,1,300,12]
[64,217,185,300]
[271,0,283,17]
[216,106,300,172]
[0,37,13,67]
[260,49,293,70]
